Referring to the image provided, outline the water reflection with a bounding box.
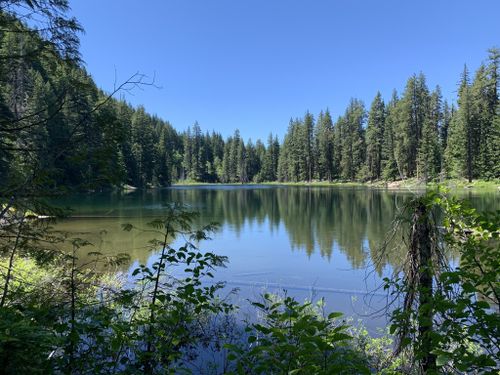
[53,186,498,272]
[51,186,498,331]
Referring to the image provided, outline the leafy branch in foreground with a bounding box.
[117,204,233,373]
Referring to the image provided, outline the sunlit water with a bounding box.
[52,185,499,333]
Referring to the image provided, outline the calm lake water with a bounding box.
[53,185,499,332]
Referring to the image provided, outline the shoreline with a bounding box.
[167,178,499,192]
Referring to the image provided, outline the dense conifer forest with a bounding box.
[1,7,498,191]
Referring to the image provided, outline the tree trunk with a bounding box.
[411,201,436,373]
[0,214,25,307]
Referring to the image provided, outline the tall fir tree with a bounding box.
[316,109,335,181]
[340,99,366,181]
[477,48,500,179]
[440,101,452,153]
[301,111,315,181]
[445,66,474,180]
[381,90,400,180]
[365,92,385,181]
[394,74,430,177]
[416,86,442,181]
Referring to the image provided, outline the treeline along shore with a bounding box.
[1,7,498,192]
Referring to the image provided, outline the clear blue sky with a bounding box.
[70,0,499,141]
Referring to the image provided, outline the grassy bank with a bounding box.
[172,178,500,192]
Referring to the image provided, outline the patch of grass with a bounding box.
[172,179,500,192]
[428,179,500,191]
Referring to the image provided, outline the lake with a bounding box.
[53,185,499,333]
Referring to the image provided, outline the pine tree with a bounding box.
[417,86,442,181]
[246,139,259,182]
[490,104,500,178]
[156,126,173,186]
[182,126,193,180]
[261,133,279,181]
[130,107,155,187]
[191,121,204,181]
[365,92,385,181]
[340,99,365,181]
[459,65,476,181]
[394,74,430,178]
[477,48,500,179]
[236,134,247,183]
[316,109,334,181]
[445,66,475,179]
[417,119,441,182]
[277,141,289,182]
[301,111,315,181]
[271,135,280,180]
[221,139,232,183]
[381,90,400,180]
[287,119,302,182]
[332,116,343,180]
[440,101,452,153]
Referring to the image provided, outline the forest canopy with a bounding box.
[1,3,499,193]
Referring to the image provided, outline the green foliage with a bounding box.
[381,91,400,181]
[0,307,56,374]
[350,326,409,374]
[1,4,500,374]
[315,110,335,181]
[340,99,366,181]
[385,191,500,374]
[394,74,430,178]
[366,92,385,181]
[0,205,234,374]
[225,294,369,374]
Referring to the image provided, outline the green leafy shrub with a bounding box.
[225,293,370,374]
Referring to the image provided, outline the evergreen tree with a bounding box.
[271,135,280,180]
[417,119,441,182]
[301,111,315,181]
[246,139,259,182]
[277,141,289,182]
[340,99,366,181]
[191,121,204,181]
[444,112,467,179]
[417,86,442,181]
[476,48,500,179]
[490,104,500,178]
[156,127,171,186]
[365,92,385,181]
[381,90,400,180]
[261,133,279,181]
[131,107,155,187]
[394,74,430,177]
[285,119,302,182]
[236,133,248,183]
[332,116,343,180]
[182,126,193,180]
[440,101,452,153]
[221,138,232,183]
[316,109,334,181]
[445,66,476,181]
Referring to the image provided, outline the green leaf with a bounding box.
[328,312,343,320]
[436,353,451,366]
